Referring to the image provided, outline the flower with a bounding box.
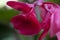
[37,1,60,40]
[35,0,60,40]
[7,0,60,40]
[7,1,41,36]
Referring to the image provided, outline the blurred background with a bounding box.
[0,0,60,40]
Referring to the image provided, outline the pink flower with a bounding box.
[7,0,60,40]
[36,1,60,40]
[7,1,41,36]
[38,2,60,40]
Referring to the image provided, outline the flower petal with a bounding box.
[11,9,41,36]
[40,2,59,20]
[49,6,60,38]
[38,2,59,40]
[39,11,51,40]
[7,1,31,12]
[56,32,60,40]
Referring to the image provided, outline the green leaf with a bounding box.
[48,0,60,5]
[0,8,18,22]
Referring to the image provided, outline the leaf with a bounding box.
[48,0,60,5]
[0,8,18,22]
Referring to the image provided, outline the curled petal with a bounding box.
[7,1,31,12]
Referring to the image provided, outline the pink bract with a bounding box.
[7,1,41,36]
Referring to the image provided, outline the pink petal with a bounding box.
[11,8,41,36]
[26,3,35,7]
[56,32,60,40]
[39,10,51,40]
[38,2,59,40]
[50,13,58,37]
[50,7,60,38]
[7,1,31,12]
[54,8,60,29]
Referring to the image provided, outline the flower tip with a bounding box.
[7,1,15,6]
[6,1,31,12]
[7,1,10,5]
